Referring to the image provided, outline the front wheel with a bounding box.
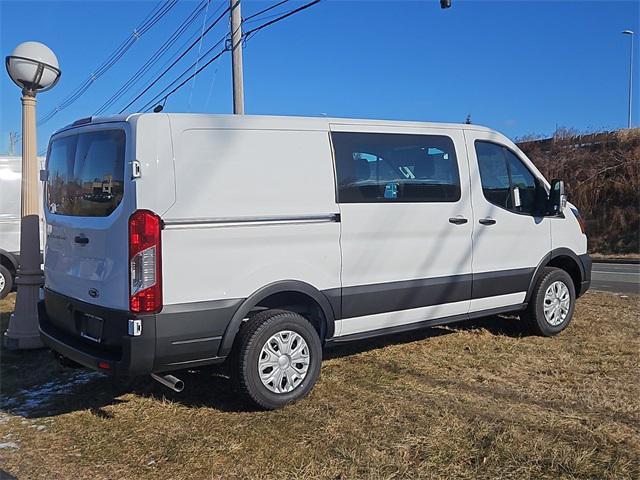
[522,267,576,336]
[232,309,322,410]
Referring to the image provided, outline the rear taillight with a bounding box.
[129,210,162,313]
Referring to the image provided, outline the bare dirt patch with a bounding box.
[1,291,638,479]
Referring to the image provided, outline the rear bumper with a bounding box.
[38,293,156,376]
[578,253,592,296]
[39,289,241,376]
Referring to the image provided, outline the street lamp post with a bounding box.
[4,42,60,349]
[622,30,634,129]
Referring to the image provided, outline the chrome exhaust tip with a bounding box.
[151,373,184,393]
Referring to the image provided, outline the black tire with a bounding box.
[0,264,13,300]
[522,267,576,336]
[231,309,322,410]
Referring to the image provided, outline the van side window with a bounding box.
[332,132,461,203]
[475,141,539,215]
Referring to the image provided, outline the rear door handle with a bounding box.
[479,218,497,225]
[74,235,89,245]
[448,217,468,225]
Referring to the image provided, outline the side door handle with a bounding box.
[448,217,468,225]
[479,218,497,226]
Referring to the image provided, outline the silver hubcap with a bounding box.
[0,272,5,292]
[543,281,571,326]
[258,330,310,394]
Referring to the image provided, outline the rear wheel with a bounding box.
[522,267,576,336]
[0,265,13,300]
[232,309,322,410]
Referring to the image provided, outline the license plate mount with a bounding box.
[80,313,104,343]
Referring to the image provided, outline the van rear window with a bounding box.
[46,130,126,217]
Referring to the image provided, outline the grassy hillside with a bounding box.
[518,129,640,255]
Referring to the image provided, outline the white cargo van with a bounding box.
[39,114,591,409]
[0,155,45,299]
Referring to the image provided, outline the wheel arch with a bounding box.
[525,248,586,303]
[218,280,337,358]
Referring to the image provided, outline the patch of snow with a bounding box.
[0,442,19,449]
[0,371,101,417]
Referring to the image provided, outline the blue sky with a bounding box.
[1,0,638,154]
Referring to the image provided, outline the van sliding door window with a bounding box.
[46,130,126,217]
[332,132,461,203]
[475,141,539,215]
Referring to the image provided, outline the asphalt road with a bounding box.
[591,263,640,294]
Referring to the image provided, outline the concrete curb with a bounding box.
[591,258,640,265]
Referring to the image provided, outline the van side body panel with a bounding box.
[160,120,341,306]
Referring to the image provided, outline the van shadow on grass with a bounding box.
[0,313,529,419]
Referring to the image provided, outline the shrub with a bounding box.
[518,129,640,254]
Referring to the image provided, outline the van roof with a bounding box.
[54,113,498,136]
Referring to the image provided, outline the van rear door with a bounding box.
[44,123,134,310]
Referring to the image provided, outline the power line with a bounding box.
[118,4,231,114]
[142,48,228,113]
[244,0,321,41]
[188,0,213,111]
[243,9,290,27]
[138,35,228,112]
[37,0,178,126]
[113,2,228,115]
[34,0,178,128]
[37,0,322,133]
[93,0,216,115]
[244,0,289,22]
[139,0,324,113]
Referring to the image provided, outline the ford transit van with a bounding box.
[38,114,591,409]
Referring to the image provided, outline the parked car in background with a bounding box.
[38,114,591,409]
[0,155,45,299]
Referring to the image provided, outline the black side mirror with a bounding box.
[549,179,567,215]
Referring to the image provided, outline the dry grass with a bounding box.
[1,291,639,479]
[519,129,640,255]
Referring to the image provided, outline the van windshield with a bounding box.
[46,129,126,217]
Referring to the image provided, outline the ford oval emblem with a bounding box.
[88,288,99,298]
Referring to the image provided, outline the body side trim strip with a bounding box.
[334,267,535,320]
[340,274,472,319]
[165,356,224,366]
[334,291,526,337]
[329,303,527,343]
[170,336,222,345]
[472,268,534,299]
[163,213,340,229]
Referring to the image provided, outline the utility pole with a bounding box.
[230,0,244,114]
